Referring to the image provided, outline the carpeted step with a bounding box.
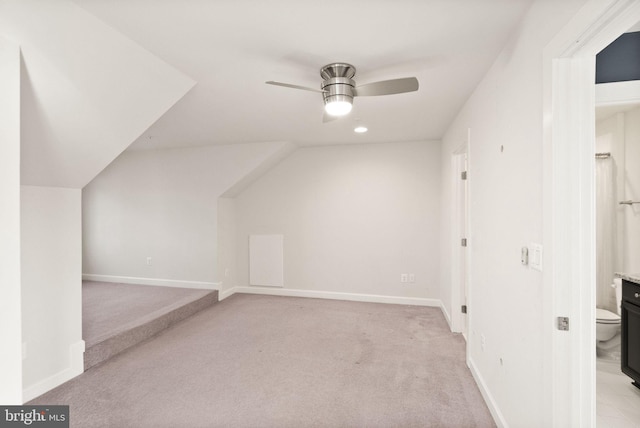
[84,290,218,370]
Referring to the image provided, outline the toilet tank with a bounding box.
[613,278,623,315]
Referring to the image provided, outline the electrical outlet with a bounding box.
[146,257,152,266]
[400,274,408,283]
[408,274,415,283]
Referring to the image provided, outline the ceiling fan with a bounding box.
[266,62,419,121]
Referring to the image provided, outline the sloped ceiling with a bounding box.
[1,0,535,183]
[0,0,195,188]
[71,0,533,151]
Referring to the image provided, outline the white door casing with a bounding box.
[543,1,640,426]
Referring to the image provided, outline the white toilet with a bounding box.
[596,278,622,356]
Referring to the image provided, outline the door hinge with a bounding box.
[461,305,467,314]
[557,316,570,331]
[461,171,468,180]
[461,238,467,247]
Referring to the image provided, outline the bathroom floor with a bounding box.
[597,357,640,427]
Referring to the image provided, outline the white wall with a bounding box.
[233,141,441,302]
[595,113,624,312]
[217,197,237,295]
[0,37,23,404]
[596,107,640,292]
[83,142,292,286]
[21,185,83,401]
[622,107,640,274]
[439,0,586,425]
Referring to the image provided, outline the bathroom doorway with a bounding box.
[594,63,640,425]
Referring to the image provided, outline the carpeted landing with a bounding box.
[33,294,495,427]
[82,281,218,370]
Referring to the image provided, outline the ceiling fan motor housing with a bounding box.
[320,63,356,106]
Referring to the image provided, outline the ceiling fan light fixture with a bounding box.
[325,100,352,116]
[266,62,419,122]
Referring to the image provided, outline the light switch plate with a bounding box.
[529,243,543,271]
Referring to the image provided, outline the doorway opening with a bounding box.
[593,25,640,426]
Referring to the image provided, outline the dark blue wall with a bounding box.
[596,31,640,84]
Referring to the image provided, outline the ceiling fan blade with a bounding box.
[354,77,419,97]
[265,81,326,93]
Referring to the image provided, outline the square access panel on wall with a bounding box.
[249,234,284,287]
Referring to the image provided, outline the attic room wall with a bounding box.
[439,0,587,425]
[0,37,22,404]
[21,185,83,402]
[82,142,291,287]
[217,197,237,294]
[233,141,441,302]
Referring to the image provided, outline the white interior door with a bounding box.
[452,149,469,337]
[461,153,469,338]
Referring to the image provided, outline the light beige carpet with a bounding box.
[32,294,495,427]
[82,281,218,370]
[83,281,213,347]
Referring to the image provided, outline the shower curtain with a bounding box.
[596,157,616,311]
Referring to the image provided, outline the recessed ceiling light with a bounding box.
[354,126,368,133]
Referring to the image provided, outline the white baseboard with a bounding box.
[219,287,236,301]
[221,286,442,307]
[22,340,85,403]
[440,302,453,331]
[82,274,220,290]
[70,340,85,375]
[468,356,506,428]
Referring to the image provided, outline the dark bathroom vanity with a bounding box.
[620,275,640,389]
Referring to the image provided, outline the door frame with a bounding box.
[542,0,640,426]
[450,140,469,337]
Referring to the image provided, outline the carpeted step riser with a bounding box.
[84,291,218,370]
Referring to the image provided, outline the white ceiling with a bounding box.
[73,0,533,151]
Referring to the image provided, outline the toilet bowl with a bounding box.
[596,308,620,341]
[596,279,622,351]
